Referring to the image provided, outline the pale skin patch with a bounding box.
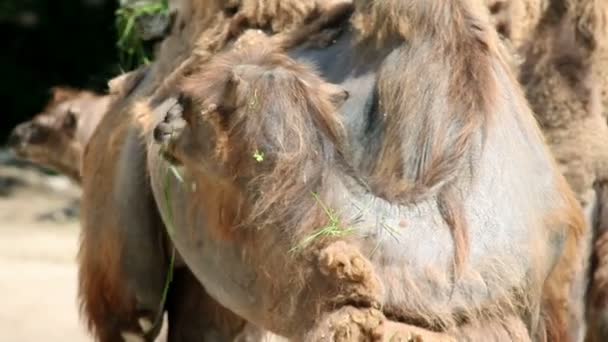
[120,331,145,342]
[138,317,153,334]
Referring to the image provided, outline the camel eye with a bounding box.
[63,110,77,130]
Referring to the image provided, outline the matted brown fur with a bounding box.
[590,184,608,341]
[159,47,350,240]
[483,0,608,119]
[520,0,608,206]
[79,100,139,341]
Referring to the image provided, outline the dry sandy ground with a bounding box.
[0,163,91,341]
[0,161,170,342]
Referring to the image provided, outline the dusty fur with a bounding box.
[78,0,353,339]
[174,47,349,238]
[520,0,608,206]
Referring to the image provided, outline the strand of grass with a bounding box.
[345,201,402,258]
[169,164,184,183]
[151,246,175,330]
[368,220,400,258]
[311,191,336,221]
[289,192,355,253]
[351,200,401,242]
[381,221,401,242]
[115,0,169,69]
[289,225,355,254]
[150,159,182,331]
[369,241,381,258]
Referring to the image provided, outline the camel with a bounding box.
[8,87,111,182]
[72,0,592,340]
[8,78,284,342]
[133,0,584,340]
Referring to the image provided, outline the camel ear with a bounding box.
[323,83,349,108]
[108,66,149,96]
[50,86,79,104]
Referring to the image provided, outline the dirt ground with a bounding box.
[0,157,91,341]
[0,152,168,341]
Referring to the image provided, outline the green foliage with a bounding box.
[253,149,265,163]
[289,192,355,254]
[0,2,18,21]
[2,0,119,141]
[152,162,181,330]
[115,0,169,70]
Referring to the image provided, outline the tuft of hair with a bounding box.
[48,86,82,105]
[180,46,348,232]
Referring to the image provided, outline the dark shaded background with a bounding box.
[1,0,119,141]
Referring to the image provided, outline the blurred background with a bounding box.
[1,0,119,141]
[1,1,119,340]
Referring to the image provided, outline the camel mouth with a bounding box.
[7,128,26,152]
[8,122,50,152]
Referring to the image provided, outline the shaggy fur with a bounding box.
[152,47,351,242]
[80,65,266,341]
[520,0,608,207]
